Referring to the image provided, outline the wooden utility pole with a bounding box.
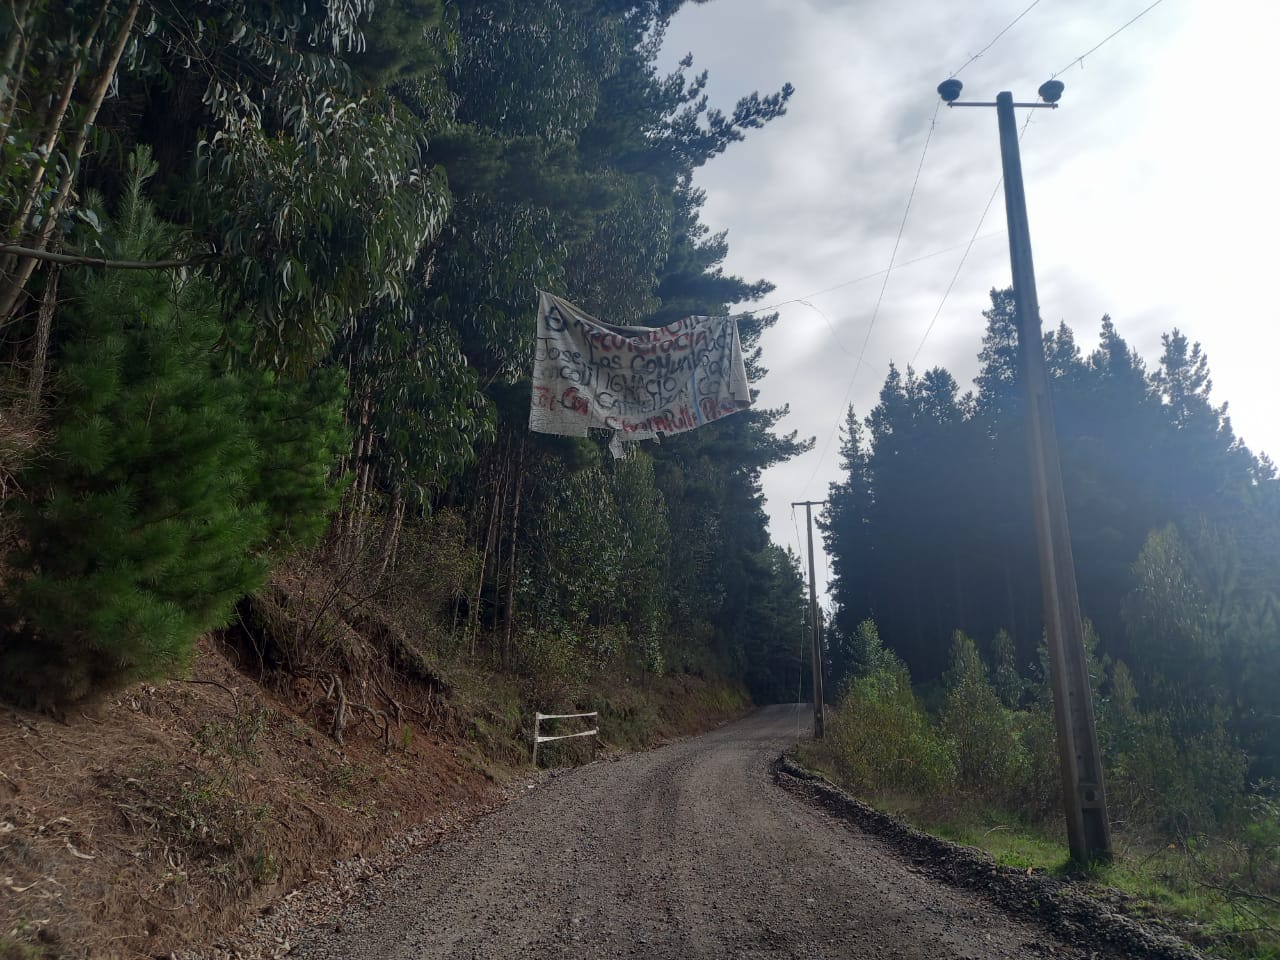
[941,77,1112,863]
[792,500,826,739]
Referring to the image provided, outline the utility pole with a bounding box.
[792,500,826,739]
[938,78,1112,863]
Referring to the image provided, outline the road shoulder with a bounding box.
[774,753,1203,960]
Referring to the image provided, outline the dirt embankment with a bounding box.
[0,637,744,960]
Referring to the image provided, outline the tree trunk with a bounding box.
[343,390,375,557]
[1003,559,1018,644]
[952,549,965,633]
[0,0,138,323]
[501,438,526,669]
[488,433,512,636]
[351,453,375,559]
[0,0,34,145]
[376,489,405,580]
[470,447,506,657]
[25,260,58,412]
[4,1,105,247]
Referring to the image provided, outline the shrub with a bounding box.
[828,654,956,796]
[1104,659,1248,833]
[940,632,1028,801]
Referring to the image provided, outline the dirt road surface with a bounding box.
[288,705,1127,959]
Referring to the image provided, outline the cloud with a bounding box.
[658,0,1279,595]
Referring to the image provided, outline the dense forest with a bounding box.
[820,288,1280,822]
[0,1,812,710]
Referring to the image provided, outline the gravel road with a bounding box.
[288,705,1130,959]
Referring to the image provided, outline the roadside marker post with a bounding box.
[532,711,599,766]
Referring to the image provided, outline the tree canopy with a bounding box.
[0,0,809,708]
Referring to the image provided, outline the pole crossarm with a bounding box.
[948,101,1058,109]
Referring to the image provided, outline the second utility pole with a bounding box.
[793,500,826,739]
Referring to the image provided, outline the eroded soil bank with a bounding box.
[0,637,744,960]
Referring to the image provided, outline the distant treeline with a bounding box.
[822,288,1280,781]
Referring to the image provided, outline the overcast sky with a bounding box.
[658,0,1279,601]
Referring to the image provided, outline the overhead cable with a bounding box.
[911,111,1034,367]
[950,0,1047,77]
[800,102,940,497]
[1053,0,1168,77]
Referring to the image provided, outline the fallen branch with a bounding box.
[174,677,240,712]
[0,243,215,270]
[1197,878,1280,910]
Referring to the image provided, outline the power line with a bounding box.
[788,1,1171,534]
[911,111,1035,367]
[792,0,1048,496]
[742,231,1005,317]
[801,101,941,496]
[1052,0,1168,77]
[796,299,855,358]
[911,3,1170,365]
[951,0,1047,77]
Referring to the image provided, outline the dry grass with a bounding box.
[0,397,43,575]
[0,394,41,494]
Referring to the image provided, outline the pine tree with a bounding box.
[0,152,344,707]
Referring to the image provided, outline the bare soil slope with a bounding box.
[0,637,496,960]
[1,636,747,959]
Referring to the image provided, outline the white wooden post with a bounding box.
[531,711,599,767]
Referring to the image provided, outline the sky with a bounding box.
[657,0,1280,601]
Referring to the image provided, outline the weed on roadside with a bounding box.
[192,706,274,761]
[803,743,1280,960]
[0,931,59,960]
[106,761,275,898]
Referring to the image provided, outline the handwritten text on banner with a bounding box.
[529,291,753,442]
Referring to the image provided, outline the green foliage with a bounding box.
[989,628,1024,707]
[199,102,452,368]
[241,362,348,549]
[821,285,1279,841]
[940,632,1027,799]
[830,617,891,690]
[0,153,344,705]
[822,289,1277,697]
[385,508,481,645]
[1104,659,1249,834]
[827,627,956,795]
[1,0,807,721]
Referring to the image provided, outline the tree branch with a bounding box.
[0,244,214,271]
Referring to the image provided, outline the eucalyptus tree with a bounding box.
[0,0,144,323]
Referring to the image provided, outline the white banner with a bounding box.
[529,291,752,443]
